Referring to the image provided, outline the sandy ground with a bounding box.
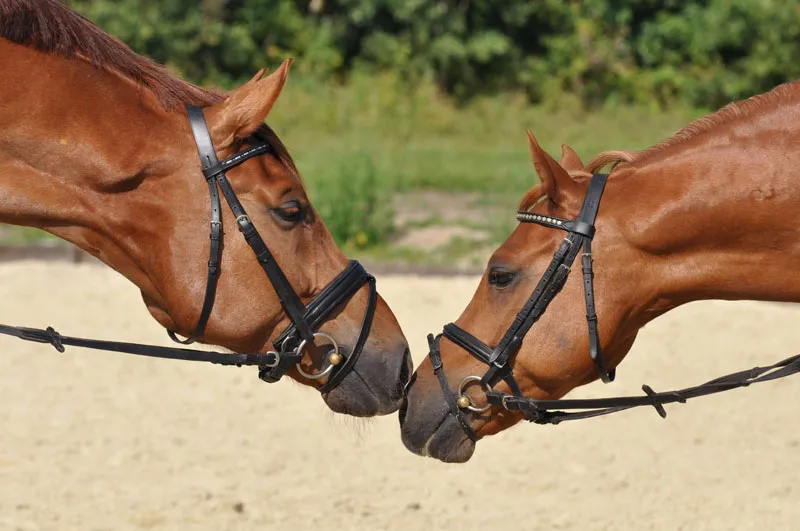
[0,261,798,531]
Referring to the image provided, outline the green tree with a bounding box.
[68,0,800,109]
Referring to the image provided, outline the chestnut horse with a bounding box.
[401,79,800,462]
[0,0,411,417]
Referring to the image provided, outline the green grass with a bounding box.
[0,227,57,245]
[311,152,394,248]
[0,73,708,253]
[264,72,708,258]
[270,72,707,198]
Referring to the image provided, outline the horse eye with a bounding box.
[488,267,515,288]
[274,200,305,223]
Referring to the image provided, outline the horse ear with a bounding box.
[206,59,293,148]
[526,131,581,207]
[559,144,585,173]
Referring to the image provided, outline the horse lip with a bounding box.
[419,413,449,457]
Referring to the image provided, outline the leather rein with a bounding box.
[425,173,800,441]
[0,105,377,394]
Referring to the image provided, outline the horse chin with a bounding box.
[321,363,407,418]
[399,389,477,463]
[421,414,477,463]
[322,380,383,417]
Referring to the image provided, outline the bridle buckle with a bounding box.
[422,173,612,440]
[501,394,513,411]
[260,350,281,368]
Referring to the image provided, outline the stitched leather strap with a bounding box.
[476,243,575,373]
[319,275,378,393]
[166,105,228,344]
[582,238,614,382]
[184,106,315,345]
[0,105,379,392]
[428,334,480,442]
[424,171,800,437]
[487,352,800,424]
[170,108,272,345]
[442,324,493,363]
[273,261,370,350]
[181,105,376,390]
[575,173,613,382]
[0,324,278,366]
[426,173,612,438]
[493,172,610,380]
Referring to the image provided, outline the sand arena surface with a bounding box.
[0,261,798,530]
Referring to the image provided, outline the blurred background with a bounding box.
[9,0,800,268]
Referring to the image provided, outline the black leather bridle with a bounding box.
[0,105,377,393]
[426,173,611,440]
[425,172,800,441]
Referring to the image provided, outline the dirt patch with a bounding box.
[0,261,798,530]
[393,225,483,252]
[388,191,513,268]
[392,191,505,227]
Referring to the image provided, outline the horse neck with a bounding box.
[0,40,184,296]
[607,108,800,318]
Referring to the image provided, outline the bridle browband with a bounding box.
[426,173,800,441]
[426,173,611,440]
[0,105,377,394]
[177,105,377,390]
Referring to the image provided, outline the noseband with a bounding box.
[426,173,611,441]
[0,105,377,394]
[176,105,377,390]
[426,172,800,441]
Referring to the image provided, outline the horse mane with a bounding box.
[0,0,298,168]
[0,0,221,110]
[518,82,800,210]
[583,80,800,173]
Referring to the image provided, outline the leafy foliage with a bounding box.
[51,0,799,252]
[68,0,800,109]
[311,152,394,249]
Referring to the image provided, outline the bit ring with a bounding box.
[295,332,340,380]
[457,375,493,413]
